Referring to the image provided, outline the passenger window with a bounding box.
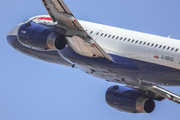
[147,43,150,46]
[175,49,178,52]
[143,42,146,45]
[167,47,170,50]
[104,34,107,37]
[171,48,174,51]
[139,41,142,44]
[90,31,93,34]
[100,33,104,36]
[124,38,127,41]
[108,35,111,38]
[112,36,115,39]
[135,40,138,43]
[131,40,134,43]
[151,43,154,47]
[96,32,99,35]
[128,39,131,42]
[163,46,166,49]
[116,36,119,39]
[120,37,123,40]
[155,44,158,47]
[159,45,162,48]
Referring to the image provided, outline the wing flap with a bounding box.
[67,35,112,59]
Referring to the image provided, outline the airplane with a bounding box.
[7,0,180,113]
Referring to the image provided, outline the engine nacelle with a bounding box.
[105,85,155,113]
[17,21,67,51]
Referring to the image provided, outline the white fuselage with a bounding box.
[79,20,180,70]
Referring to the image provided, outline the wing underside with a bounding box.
[148,85,180,104]
[129,85,180,104]
[41,0,112,61]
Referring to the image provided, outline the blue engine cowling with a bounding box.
[17,21,67,51]
[105,85,155,113]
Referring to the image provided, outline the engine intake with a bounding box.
[105,85,155,113]
[17,21,66,51]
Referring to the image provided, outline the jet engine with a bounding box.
[105,85,155,113]
[17,21,67,51]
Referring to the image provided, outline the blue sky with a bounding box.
[1,0,180,120]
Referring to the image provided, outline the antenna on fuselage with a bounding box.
[167,35,171,38]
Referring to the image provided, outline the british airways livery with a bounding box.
[7,0,180,113]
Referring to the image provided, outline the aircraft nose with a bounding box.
[7,24,22,46]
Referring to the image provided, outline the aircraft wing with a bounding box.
[41,0,112,61]
[130,85,180,104]
[148,85,180,104]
